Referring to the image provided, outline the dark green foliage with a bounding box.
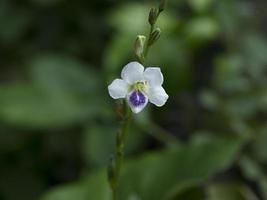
[0,0,266,199]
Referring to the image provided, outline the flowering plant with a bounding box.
[106,0,168,199]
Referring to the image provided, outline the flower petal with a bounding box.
[144,67,163,86]
[127,90,148,113]
[108,79,128,99]
[148,86,168,107]
[121,62,144,84]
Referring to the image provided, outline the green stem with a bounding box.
[111,106,132,200]
[144,24,155,59]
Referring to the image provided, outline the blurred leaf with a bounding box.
[223,95,260,120]
[165,185,205,200]
[41,171,110,200]
[239,155,267,199]
[250,126,267,163]
[31,54,100,97]
[147,37,193,94]
[241,34,267,66]
[82,123,145,167]
[200,90,219,110]
[0,167,44,200]
[40,182,87,200]
[0,1,32,42]
[215,0,242,41]
[104,35,134,81]
[132,135,242,199]
[0,55,111,128]
[185,17,220,42]
[259,179,267,200]
[239,156,263,181]
[240,33,267,80]
[0,84,64,128]
[30,0,65,6]
[207,183,258,200]
[189,0,214,12]
[214,54,249,93]
[108,3,175,35]
[42,135,243,200]
[82,125,116,167]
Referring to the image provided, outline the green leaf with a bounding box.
[239,155,267,199]
[214,54,249,93]
[207,183,258,200]
[185,17,220,41]
[40,182,87,200]
[0,84,64,128]
[41,135,243,200]
[240,34,267,80]
[165,185,205,200]
[41,171,110,200]
[251,126,267,163]
[0,1,32,42]
[0,55,111,128]
[82,123,146,167]
[30,54,100,97]
[189,0,214,12]
[82,125,117,167]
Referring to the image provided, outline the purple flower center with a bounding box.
[129,91,146,107]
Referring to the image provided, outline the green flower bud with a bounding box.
[134,35,146,59]
[148,28,161,45]
[149,7,158,25]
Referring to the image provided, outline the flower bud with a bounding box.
[159,0,167,12]
[134,35,146,59]
[148,28,161,45]
[149,7,158,25]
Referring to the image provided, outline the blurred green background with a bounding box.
[0,0,267,199]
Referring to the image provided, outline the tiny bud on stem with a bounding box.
[134,35,146,60]
[148,7,158,25]
[148,28,161,45]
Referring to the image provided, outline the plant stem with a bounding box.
[144,24,155,59]
[111,105,132,200]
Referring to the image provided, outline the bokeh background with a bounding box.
[0,0,267,199]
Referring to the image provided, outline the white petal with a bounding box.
[148,86,168,107]
[127,90,148,114]
[144,67,163,86]
[108,79,128,99]
[121,62,144,84]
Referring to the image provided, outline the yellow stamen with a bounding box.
[130,82,148,93]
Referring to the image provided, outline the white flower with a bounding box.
[108,62,169,113]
